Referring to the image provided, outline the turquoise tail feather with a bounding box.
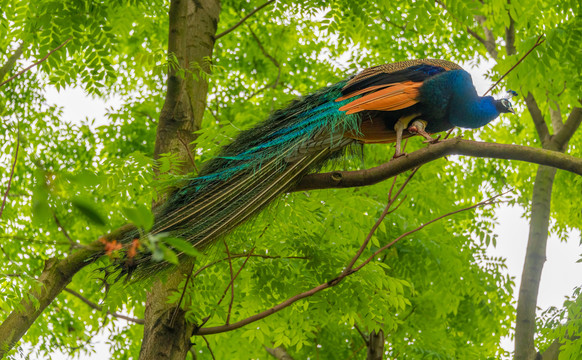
[117,80,361,278]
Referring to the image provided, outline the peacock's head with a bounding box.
[495,90,518,114]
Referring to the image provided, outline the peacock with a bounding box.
[112,59,516,279]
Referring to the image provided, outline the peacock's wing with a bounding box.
[337,59,462,143]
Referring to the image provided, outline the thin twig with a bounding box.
[202,335,216,360]
[483,35,545,96]
[176,131,198,174]
[195,192,504,336]
[0,37,72,87]
[51,210,78,249]
[216,247,255,307]
[343,168,419,274]
[386,171,399,202]
[192,253,307,279]
[0,123,20,219]
[434,0,493,55]
[245,27,282,101]
[345,343,366,360]
[0,273,22,278]
[386,194,408,216]
[171,260,197,328]
[224,241,235,325]
[0,41,26,82]
[64,288,144,324]
[0,235,70,245]
[215,0,276,40]
[353,323,369,345]
[353,191,510,272]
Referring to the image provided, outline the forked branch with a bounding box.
[193,191,505,335]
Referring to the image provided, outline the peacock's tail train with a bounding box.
[108,59,491,279]
[114,80,362,279]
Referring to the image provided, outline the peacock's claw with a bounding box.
[422,134,441,144]
[392,152,406,159]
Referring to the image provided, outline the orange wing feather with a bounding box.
[338,81,422,115]
[335,83,395,102]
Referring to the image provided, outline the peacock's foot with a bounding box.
[421,134,441,144]
[408,120,439,144]
[392,151,406,159]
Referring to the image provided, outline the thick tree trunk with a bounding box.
[139,262,196,360]
[514,166,557,360]
[139,0,220,359]
[366,330,384,360]
[153,0,220,173]
[513,103,581,359]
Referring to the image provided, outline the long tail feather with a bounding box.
[114,81,361,279]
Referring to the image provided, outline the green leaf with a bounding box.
[163,237,200,258]
[122,204,154,231]
[71,198,106,226]
[67,170,101,187]
[158,244,179,265]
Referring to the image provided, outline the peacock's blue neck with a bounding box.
[420,70,501,129]
[449,95,500,129]
[445,70,500,128]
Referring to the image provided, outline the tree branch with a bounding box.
[0,41,26,82]
[0,124,19,219]
[202,335,216,359]
[0,38,71,87]
[434,0,497,58]
[552,107,582,149]
[192,253,307,280]
[215,0,275,40]
[223,241,235,325]
[0,224,136,357]
[366,330,384,360]
[549,101,563,134]
[64,288,144,324]
[515,166,556,359]
[483,35,545,96]
[292,138,582,192]
[215,248,254,308]
[353,323,369,345]
[3,137,582,354]
[475,15,498,58]
[193,193,502,336]
[525,93,552,145]
[505,15,516,56]
[343,169,418,274]
[245,26,281,101]
[0,241,103,357]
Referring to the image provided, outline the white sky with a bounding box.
[34,63,582,359]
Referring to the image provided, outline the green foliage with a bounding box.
[537,286,582,359]
[0,0,580,359]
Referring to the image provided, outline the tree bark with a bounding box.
[0,224,136,358]
[153,0,220,174]
[514,165,557,360]
[265,346,295,360]
[139,262,196,360]
[139,0,220,359]
[366,330,384,360]
[0,41,25,82]
[293,139,582,192]
[514,106,582,360]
